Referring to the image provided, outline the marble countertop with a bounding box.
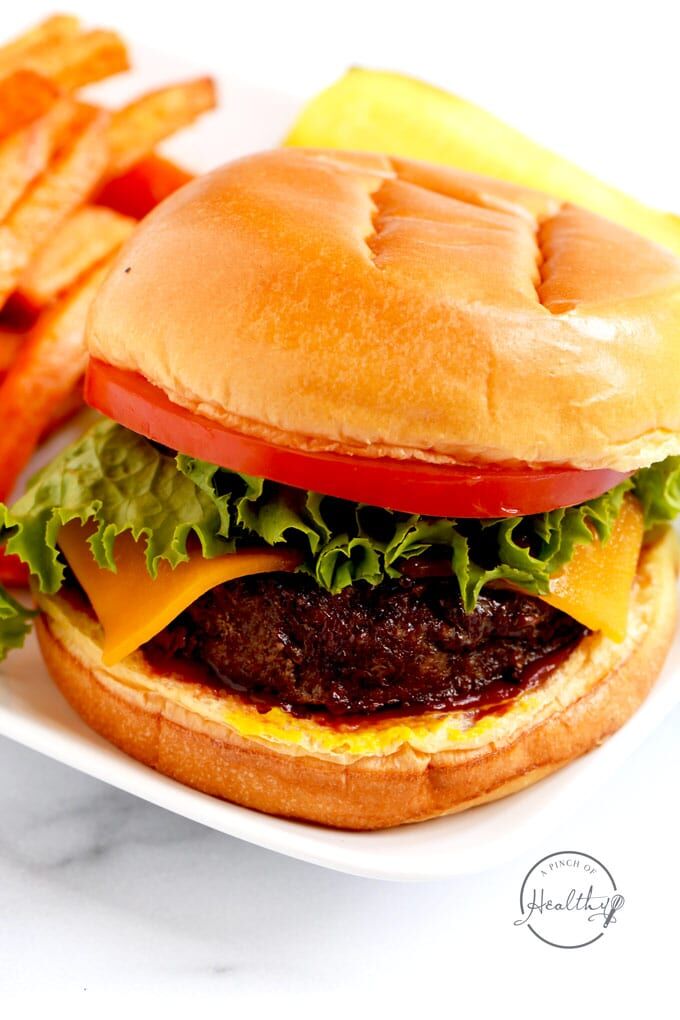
[1,709,677,1007]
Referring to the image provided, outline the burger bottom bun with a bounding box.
[35,530,678,830]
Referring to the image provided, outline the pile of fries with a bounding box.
[0,15,217,585]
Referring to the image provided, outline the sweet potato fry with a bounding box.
[0,15,79,72]
[40,381,84,441]
[0,326,23,378]
[0,228,26,302]
[0,128,48,223]
[106,78,216,179]
[0,97,76,222]
[0,257,115,501]
[97,153,193,218]
[0,109,110,310]
[0,26,129,93]
[0,70,61,138]
[41,29,130,92]
[0,20,218,504]
[18,205,135,309]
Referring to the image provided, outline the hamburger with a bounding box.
[1,149,679,829]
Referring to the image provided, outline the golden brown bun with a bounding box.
[35,530,678,829]
[87,149,680,471]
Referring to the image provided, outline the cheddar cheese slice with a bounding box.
[58,495,643,670]
[538,496,644,642]
[58,521,301,666]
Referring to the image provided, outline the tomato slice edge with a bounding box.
[84,359,629,518]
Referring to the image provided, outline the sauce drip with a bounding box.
[142,639,578,731]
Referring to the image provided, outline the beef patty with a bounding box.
[146,573,586,716]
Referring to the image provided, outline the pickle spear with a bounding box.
[285,68,680,255]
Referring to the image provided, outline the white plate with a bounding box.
[2,613,679,882]
[1,55,679,882]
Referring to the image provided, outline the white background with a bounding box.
[1,0,679,1011]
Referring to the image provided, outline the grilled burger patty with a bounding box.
[146,573,586,716]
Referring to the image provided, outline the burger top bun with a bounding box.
[87,149,680,471]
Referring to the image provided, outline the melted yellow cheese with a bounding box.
[58,521,301,666]
[538,496,644,642]
[59,496,643,670]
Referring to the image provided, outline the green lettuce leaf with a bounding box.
[0,419,233,594]
[632,456,680,529]
[0,588,35,661]
[0,419,678,662]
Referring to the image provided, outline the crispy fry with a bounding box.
[0,257,115,501]
[0,97,76,222]
[106,78,216,178]
[0,228,26,301]
[0,109,110,310]
[0,70,61,138]
[0,27,129,92]
[0,127,49,223]
[0,18,217,499]
[0,326,24,377]
[40,381,84,441]
[0,15,79,71]
[18,205,135,308]
[44,29,130,92]
[97,153,193,218]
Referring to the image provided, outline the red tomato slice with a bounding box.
[85,359,629,518]
[0,547,29,588]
